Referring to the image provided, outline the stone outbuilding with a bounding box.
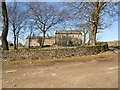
[25,36,55,47]
[55,30,82,46]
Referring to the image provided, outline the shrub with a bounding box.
[9,43,14,46]
[96,42,108,46]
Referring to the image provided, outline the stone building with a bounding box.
[44,37,55,46]
[55,30,82,46]
[25,36,40,47]
[25,36,55,47]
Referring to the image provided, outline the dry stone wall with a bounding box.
[1,45,109,61]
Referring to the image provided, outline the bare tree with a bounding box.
[89,2,117,45]
[27,22,36,48]
[79,24,89,44]
[7,2,28,49]
[67,1,118,45]
[0,4,2,32]
[27,2,68,48]
[1,0,9,50]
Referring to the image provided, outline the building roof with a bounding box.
[26,36,55,39]
[55,30,82,34]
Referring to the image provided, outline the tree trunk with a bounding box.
[14,34,17,49]
[1,1,9,50]
[28,36,31,48]
[87,32,91,45]
[90,27,97,46]
[16,35,18,49]
[41,31,46,48]
[90,6,99,46]
[28,31,32,48]
[84,36,86,44]
[83,32,87,45]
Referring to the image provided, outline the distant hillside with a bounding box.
[106,41,120,46]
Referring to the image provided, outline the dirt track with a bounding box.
[2,51,118,88]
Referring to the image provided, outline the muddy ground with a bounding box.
[2,51,118,88]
